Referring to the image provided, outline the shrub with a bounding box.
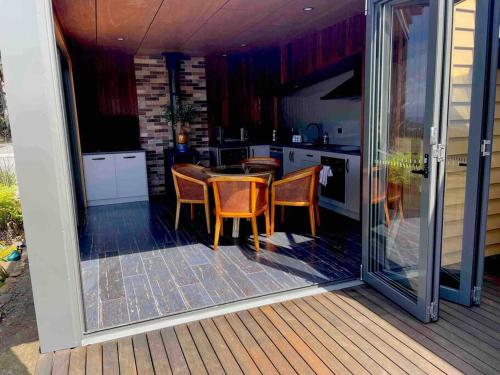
[0,185,22,234]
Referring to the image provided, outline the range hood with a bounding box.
[320,68,362,100]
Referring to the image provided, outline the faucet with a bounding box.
[305,123,322,144]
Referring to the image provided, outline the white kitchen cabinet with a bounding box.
[115,152,148,198]
[249,145,270,158]
[283,147,297,174]
[295,148,321,168]
[345,154,361,217]
[82,154,117,201]
[83,151,149,206]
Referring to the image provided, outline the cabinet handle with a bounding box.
[92,157,105,161]
[123,156,136,159]
[289,151,292,161]
[306,154,313,158]
[346,159,350,173]
[252,149,255,157]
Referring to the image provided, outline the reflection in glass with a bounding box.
[441,0,476,290]
[370,3,430,298]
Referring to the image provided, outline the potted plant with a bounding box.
[163,103,198,152]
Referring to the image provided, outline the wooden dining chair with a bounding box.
[172,163,211,233]
[271,165,321,236]
[371,167,403,226]
[241,157,281,169]
[208,176,270,251]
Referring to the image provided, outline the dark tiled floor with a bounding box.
[79,199,361,331]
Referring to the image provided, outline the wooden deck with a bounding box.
[36,277,500,375]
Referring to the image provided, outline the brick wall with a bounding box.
[134,55,208,195]
[179,56,209,162]
[135,55,171,195]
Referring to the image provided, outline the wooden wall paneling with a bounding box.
[206,55,230,129]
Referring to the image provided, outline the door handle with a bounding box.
[346,159,350,173]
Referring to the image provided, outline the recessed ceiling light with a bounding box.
[222,53,227,57]
[303,7,314,11]
[240,43,247,47]
[117,37,125,41]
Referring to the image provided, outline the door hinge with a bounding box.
[364,0,368,15]
[432,144,446,162]
[428,301,438,320]
[472,286,481,304]
[481,139,491,157]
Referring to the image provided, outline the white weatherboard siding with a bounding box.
[0,0,84,351]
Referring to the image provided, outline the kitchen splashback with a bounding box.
[280,74,361,146]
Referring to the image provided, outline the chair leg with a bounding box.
[251,217,260,251]
[214,216,221,251]
[204,201,211,234]
[281,206,285,224]
[264,207,270,236]
[220,218,224,236]
[309,205,316,237]
[175,202,181,230]
[315,204,321,227]
[271,203,276,234]
[190,204,195,220]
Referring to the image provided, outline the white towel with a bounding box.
[320,166,333,186]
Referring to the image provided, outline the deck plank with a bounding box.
[236,310,298,375]
[160,327,189,375]
[225,313,279,374]
[146,331,172,375]
[117,337,137,375]
[51,349,70,375]
[85,344,102,375]
[102,341,119,375]
[353,286,497,375]
[36,280,500,375]
[68,347,86,375]
[174,324,208,375]
[212,315,261,375]
[199,319,244,375]
[187,321,225,374]
[132,334,154,375]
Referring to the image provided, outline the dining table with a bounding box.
[204,163,277,238]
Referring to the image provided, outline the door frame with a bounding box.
[362,0,447,322]
[439,0,499,305]
[472,0,500,304]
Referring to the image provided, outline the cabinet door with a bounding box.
[295,149,321,169]
[83,155,117,201]
[250,145,270,158]
[283,147,295,174]
[115,153,149,198]
[345,155,360,215]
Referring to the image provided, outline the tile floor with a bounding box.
[79,199,361,331]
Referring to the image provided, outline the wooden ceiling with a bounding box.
[52,0,364,54]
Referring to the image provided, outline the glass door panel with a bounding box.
[441,0,476,294]
[364,0,443,322]
[440,0,494,305]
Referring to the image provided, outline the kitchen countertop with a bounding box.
[83,149,146,156]
[210,142,361,155]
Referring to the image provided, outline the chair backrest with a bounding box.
[209,176,268,216]
[172,163,208,201]
[241,157,281,168]
[274,165,321,203]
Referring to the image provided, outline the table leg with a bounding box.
[232,218,240,238]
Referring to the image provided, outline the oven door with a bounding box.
[320,156,346,206]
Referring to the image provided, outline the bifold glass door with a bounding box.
[363,0,445,322]
[440,0,497,306]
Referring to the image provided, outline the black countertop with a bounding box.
[210,142,361,155]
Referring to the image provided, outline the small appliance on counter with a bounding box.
[291,128,302,143]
